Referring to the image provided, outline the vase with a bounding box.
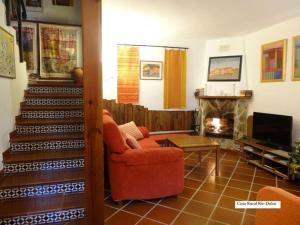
[71,67,83,83]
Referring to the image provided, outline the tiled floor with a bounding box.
[104,150,300,225]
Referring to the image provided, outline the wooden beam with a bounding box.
[82,1,103,224]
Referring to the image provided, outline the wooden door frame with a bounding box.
[82,0,104,224]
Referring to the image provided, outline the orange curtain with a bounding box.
[164,49,187,109]
[117,47,140,103]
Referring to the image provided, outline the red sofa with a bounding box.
[103,111,184,201]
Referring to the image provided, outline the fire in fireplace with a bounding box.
[205,112,234,139]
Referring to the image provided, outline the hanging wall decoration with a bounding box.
[11,21,37,74]
[39,23,82,78]
[140,61,163,80]
[261,39,287,82]
[52,0,74,6]
[0,26,16,79]
[25,0,43,12]
[292,35,300,81]
[207,55,242,81]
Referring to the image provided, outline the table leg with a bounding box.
[215,146,220,176]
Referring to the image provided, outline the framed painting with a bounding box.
[292,35,300,81]
[261,39,287,82]
[11,21,37,74]
[52,0,74,6]
[140,61,163,80]
[0,26,16,79]
[207,55,242,81]
[25,0,43,12]
[39,23,82,78]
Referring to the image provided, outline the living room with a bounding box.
[0,0,300,225]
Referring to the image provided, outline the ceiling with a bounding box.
[103,0,300,40]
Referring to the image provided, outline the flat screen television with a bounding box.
[252,112,293,151]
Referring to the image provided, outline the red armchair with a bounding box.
[103,112,184,201]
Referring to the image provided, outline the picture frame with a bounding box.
[207,55,242,81]
[261,39,287,82]
[25,0,43,12]
[52,0,74,6]
[0,26,16,79]
[39,23,82,78]
[140,61,163,80]
[292,35,300,81]
[11,21,38,74]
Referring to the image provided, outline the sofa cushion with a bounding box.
[110,147,183,166]
[103,114,129,154]
[119,121,144,140]
[138,138,160,148]
[126,133,142,149]
[103,109,112,117]
[138,127,150,138]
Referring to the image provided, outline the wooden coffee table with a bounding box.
[168,136,220,176]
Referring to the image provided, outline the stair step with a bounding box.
[0,170,84,200]
[3,149,83,164]
[16,117,84,125]
[59,219,87,225]
[10,133,84,143]
[0,169,84,188]
[0,193,85,224]
[28,81,82,87]
[16,124,84,134]
[27,86,83,95]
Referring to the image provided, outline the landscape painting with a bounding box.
[292,35,300,81]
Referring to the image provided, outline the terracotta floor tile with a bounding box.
[211,207,243,225]
[104,205,117,220]
[253,177,276,186]
[224,186,249,200]
[179,186,197,198]
[146,205,179,224]
[228,179,252,191]
[246,208,256,216]
[217,195,244,212]
[242,214,256,225]
[251,183,265,192]
[207,219,227,225]
[234,167,255,176]
[206,176,229,186]
[193,190,220,205]
[184,200,214,218]
[232,174,253,182]
[136,218,164,225]
[159,196,189,210]
[173,212,208,225]
[106,211,141,225]
[187,171,209,180]
[248,192,257,201]
[104,197,125,209]
[200,183,226,194]
[123,200,154,216]
[184,178,203,189]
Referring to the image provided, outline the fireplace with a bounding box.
[205,112,234,139]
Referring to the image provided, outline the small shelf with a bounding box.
[197,96,252,100]
[236,139,290,179]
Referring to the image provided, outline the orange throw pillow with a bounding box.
[119,121,144,140]
[126,133,142,149]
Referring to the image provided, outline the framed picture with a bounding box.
[0,26,16,79]
[292,35,300,81]
[261,39,287,82]
[11,21,37,74]
[140,61,163,80]
[52,0,74,6]
[207,55,242,81]
[39,23,82,78]
[25,0,43,12]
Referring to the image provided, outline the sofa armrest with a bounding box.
[138,126,150,138]
[256,186,300,225]
[110,147,183,166]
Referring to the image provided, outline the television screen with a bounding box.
[252,112,293,150]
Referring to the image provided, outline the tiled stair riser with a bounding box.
[25,98,83,106]
[0,181,85,200]
[4,159,84,174]
[16,124,84,134]
[0,208,85,225]
[10,139,84,152]
[28,87,83,95]
[21,110,83,119]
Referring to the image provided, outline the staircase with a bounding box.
[0,81,86,224]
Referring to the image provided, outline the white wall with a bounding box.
[26,0,81,25]
[245,16,300,143]
[0,2,27,170]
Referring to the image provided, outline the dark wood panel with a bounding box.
[103,99,193,132]
[82,0,104,224]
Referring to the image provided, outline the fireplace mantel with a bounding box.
[197,96,252,100]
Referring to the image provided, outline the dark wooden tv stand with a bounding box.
[235,139,291,179]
